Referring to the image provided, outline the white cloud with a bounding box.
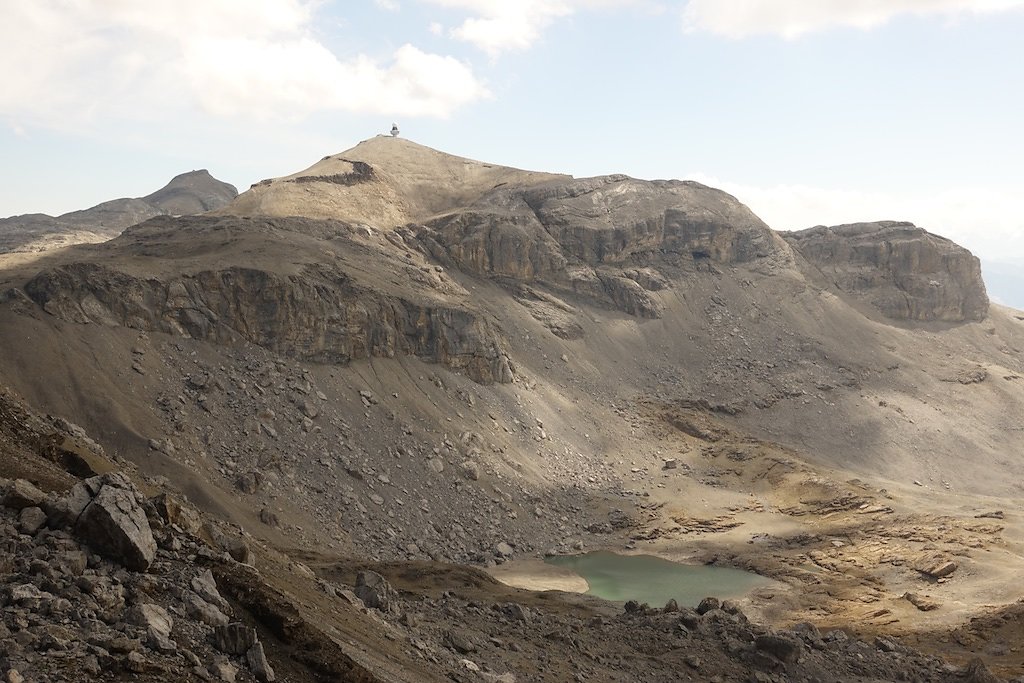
[688,174,1024,261]
[0,0,488,130]
[422,0,644,55]
[682,0,1024,38]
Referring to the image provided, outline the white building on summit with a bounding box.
[390,123,399,137]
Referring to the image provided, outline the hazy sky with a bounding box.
[2,0,1023,264]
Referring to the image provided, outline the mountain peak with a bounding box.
[221,138,566,227]
[0,170,238,254]
[144,170,238,215]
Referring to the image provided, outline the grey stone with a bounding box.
[785,221,988,322]
[353,570,398,613]
[128,603,173,638]
[3,480,46,510]
[191,569,229,610]
[147,628,177,653]
[184,592,229,626]
[695,597,720,615]
[226,538,253,565]
[916,558,957,579]
[246,641,276,682]
[73,474,156,571]
[17,506,46,535]
[502,602,530,622]
[214,623,257,655]
[755,633,803,663]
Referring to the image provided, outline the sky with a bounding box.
[1,0,1023,274]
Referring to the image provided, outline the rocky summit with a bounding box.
[1,138,1023,683]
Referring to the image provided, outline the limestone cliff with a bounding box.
[785,221,988,322]
[20,216,515,384]
[417,175,788,319]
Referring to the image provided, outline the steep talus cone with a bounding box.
[785,221,989,322]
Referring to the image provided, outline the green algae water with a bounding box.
[545,551,774,607]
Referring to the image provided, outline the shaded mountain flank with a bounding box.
[0,170,237,254]
[2,137,1024,681]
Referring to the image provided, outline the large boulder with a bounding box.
[353,570,399,613]
[2,479,46,510]
[71,473,157,571]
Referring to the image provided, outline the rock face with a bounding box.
[419,175,786,319]
[785,221,988,322]
[24,263,512,385]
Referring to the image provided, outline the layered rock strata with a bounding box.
[785,221,988,322]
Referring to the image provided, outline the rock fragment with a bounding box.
[755,633,803,663]
[246,642,276,682]
[17,506,46,535]
[214,623,258,655]
[353,570,398,613]
[129,603,173,639]
[2,479,46,509]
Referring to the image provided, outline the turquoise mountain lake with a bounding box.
[545,551,775,607]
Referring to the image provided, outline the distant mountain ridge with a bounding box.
[0,170,237,254]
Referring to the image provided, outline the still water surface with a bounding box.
[545,551,774,607]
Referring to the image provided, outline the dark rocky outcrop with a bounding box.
[785,221,988,322]
[23,260,514,385]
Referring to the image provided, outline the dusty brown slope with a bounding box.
[224,136,566,227]
[1,138,1023,680]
